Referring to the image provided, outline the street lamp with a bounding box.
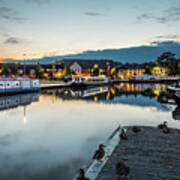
[23,53,26,76]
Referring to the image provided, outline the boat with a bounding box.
[70,87,109,99]
[167,79,180,92]
[172,106,180,120]
[71,76,111,87]
[0,78,40,95]
[174,91,180,105]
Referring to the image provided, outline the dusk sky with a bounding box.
[0,0,180,60]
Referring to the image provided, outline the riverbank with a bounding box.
[96,126,180,180]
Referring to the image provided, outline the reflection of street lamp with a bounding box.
[23,106,27,124]
[23,53,26,76]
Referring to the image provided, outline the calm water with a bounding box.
[0,83,179,180]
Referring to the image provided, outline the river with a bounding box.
[0,83,179,180]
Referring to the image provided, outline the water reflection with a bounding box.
[0,93,39,111]
[42,83,174,107]
[0,83,179,180]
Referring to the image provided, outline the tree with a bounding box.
[1,64,11,77]
[156,52,176,66]
[35,64,43,78]
[156,52,179,75]
[145,65,153,75]
[63,66,71,75]
[92,64,99,76]
[110,67,117,78]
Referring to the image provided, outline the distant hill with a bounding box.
[6,41,180,64]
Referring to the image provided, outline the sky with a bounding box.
[0,0,180,60]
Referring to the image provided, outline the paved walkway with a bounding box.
[96,126,180,180]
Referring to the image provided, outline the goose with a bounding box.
[158,121,167,129]
[162,126,170,134]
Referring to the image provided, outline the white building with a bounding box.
[70,62,82,74]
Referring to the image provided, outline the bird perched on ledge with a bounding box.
[116,161,130,180]
[76,169,89,180]
[162,125,170,134]
[93,144,105,163]
[120,128,128,140]
[158,121,170,134]
[158,121,167,129]
[132,126,141,134]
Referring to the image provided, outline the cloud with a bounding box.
[0,7,25,23]
[150,40,180,46]
[137,13,153,21]
[137,6,180,24]
[84,12,103,16]
[24,0,50,5]
[155,35,180,39]
[4,37,20,44]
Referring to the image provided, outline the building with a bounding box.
[117,64,146,79]
[54,59,117,75]
[151,66,166,77]
[70,62,82,74]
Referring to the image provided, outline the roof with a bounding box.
[54,59,116,69]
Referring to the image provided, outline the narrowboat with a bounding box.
[0,78,40,95]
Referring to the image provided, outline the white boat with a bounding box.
[72,76,111,86]
[70,87,109,98]
[167,79,180,92]
[0,78,40,94]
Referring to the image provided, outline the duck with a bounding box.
[162,126,170,134]
[132,126,141,134]
[120,129,128,140]
[93,144,105,163]
[158,121,167,129]
[116,161,130,179]
[76,169,89,180]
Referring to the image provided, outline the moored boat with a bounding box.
[174,91,180,105]
[167,79,180,92]
[71,76,111,87]
[0,78,40,95]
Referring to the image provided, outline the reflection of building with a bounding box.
[115,83,146,93]
[0,93,39,111]
[152,84,167,97]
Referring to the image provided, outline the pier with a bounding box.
[96,126,180,180]
[82,126,180,180]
